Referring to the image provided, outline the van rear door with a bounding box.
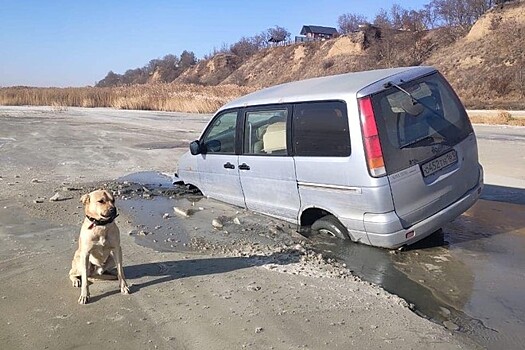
[370,72,480,227]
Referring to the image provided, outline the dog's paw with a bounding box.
[72,279,81,288]
[78,295,90,304]
[121,285,130,295]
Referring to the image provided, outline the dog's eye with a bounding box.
[98,199,105,203]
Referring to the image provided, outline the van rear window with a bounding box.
[292,101,350,157]
[371,72,473,174]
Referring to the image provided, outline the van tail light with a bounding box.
[359,97,386,177]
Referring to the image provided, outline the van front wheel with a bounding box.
[311,215,349,240]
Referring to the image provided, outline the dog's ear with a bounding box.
[80,194,90,205]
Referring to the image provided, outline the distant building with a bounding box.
[295,25,338,43]
[300,25,338,39]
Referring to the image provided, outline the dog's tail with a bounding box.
[88,269,118,281]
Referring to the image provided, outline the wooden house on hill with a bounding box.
[299,25,338,40]
[295,25,338,43]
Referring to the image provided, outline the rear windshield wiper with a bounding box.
[384,81,442,119]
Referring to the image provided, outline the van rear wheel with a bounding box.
[311,215,349,240]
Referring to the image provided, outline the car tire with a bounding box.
[311,215,349,240]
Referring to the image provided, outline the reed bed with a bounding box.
[0,83,255,114]
[468,110,525,126]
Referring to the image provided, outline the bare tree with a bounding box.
[373,9,392,28]
[158,54,180,82]
[179,50,197,69]
[145,59,161,74]
[429,0,494,29]
[229,26,289,59]
[122,68,148,85]
[230,37,260,58]
[373,4,429,31]
[204,43,231,60]
[422,3,439,29]
[96,71,121,87]
[267,25,290,43]
[253,31,270,49]
[391,4,428,30]
[338,13,368,34]
[389,4,405,29]
[96,49,197,87]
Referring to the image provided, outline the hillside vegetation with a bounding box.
[174,1,524,109]
[0,1,523,112]
[427,1,525,109]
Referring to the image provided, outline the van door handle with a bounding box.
[239,163,250,171]
[223,162,235,169]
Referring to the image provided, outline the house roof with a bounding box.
[220,66,436,111]
[300,25,338,36]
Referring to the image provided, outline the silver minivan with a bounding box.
[176,66,483,249]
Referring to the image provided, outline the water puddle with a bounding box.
[308,198,525,349]
[114,172,525,349]
[118,171,176,188]
[480,184,525,205]
[119,197,193,252]
[116,171,195,252]
[307,234,498,342]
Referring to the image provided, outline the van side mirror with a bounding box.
[189,140,201,155]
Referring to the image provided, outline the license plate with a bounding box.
[421,150,458,177]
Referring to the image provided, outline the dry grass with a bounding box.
[426,5,525,110]
[3,5,523,115]
[0,83,255,114]
[0,86,115,108]
[2,85,524,126]
[469,110,525,126]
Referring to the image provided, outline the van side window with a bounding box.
[293,101,350,157]
[201,111,237,154]
[244,109,288,155]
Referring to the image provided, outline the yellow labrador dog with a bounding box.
[69,189,130,304]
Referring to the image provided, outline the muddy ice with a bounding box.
[3,106,523,349]
[2,173,476,350]
[106,169,525,350]
[96,172,357,281]
[97,171,523,349]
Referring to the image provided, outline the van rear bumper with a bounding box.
[364,175,483,249]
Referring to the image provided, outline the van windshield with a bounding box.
[371,72,473,174]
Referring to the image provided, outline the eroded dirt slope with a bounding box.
[173,2,524,109]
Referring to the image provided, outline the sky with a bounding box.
[0,0,430,87]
